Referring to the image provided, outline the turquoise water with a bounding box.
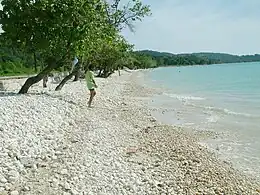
[147,62,260,179]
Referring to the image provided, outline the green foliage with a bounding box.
[137,50,221,66]
[130,53,157,69]
[0,61,34,75]
[84,35,133,77]
[193,53,260,63]
[0,0,152,78]
[136,50,260,67]
[0,0,112,64]
[107,0,151,31]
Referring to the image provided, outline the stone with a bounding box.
[126,147,138,155]
[150,118,156,122]
[23,186,30,191]
[51,155,58,160]
[7,170,19,182]
[19,157,33,168]
[70,189,78,195]
[10,190,19,195]
[5,183,13,191]
[112,114,118,119]
[0,189,8,195]
[55,151,63,156]
[60,169,69,175]
[0,176,7,184]
[63,182,71,190]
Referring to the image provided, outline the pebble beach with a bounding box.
[0,71,259,195]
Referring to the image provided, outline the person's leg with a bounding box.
[88,89,96,107]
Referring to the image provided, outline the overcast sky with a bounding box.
[121,0,260,55]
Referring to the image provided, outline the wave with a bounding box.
[187,103,255,118]
[163,93,205,101]
[206,106,253,117]
[162,92,259,118]
[207,115,220,123]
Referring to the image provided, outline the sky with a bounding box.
[121,0,260,55]
[1,1,259,55]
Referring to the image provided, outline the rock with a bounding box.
[55,151,63,156]
[0,189,8,195]
[0,175,7,184]
[10,190,19,195]
[60,169,69,175]
[70,189,78,195]
[50,178,59,187]
[157,183,164,188]
[112,114,118,119]
[126,147,138,155]
[22,186,30,191]
[19,157,33,168]
[37,162,47,168]
[32,164,38,170]
[71,140,79,143]
[7,170,19,182]
[63,182,71,190]
[143,126,151,133]
[4,183,13,191]
[52,155,58,160]
[150,118,156,122]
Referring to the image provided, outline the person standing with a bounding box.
[85,64,97,107]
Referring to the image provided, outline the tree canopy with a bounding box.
[0,0,151,93]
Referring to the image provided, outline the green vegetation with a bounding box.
[0,0,151,93]
[193,52,260,63]
[135,50,260,67]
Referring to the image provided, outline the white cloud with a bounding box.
[122,0,260,55]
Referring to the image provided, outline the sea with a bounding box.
[145,62,260,179]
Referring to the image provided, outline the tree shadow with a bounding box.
[0,91,78,106]
[0,91,19,97]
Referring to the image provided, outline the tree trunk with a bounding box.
[55,70,77,91]
[43,75,48,88]
[19,59,58,94]
[33,52,37,73]
[73,69,80,81]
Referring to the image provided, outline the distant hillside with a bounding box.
[136,50,260,67]
[138,50,175,57]
[193,52,260,63]
[135,50,221,66]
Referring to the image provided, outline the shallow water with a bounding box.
[145,62,260,180]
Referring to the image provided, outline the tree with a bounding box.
[90,35,133,77]
[106,0,151,31]
[0,0,112,93]
[55,0,151,90]
[54,19,119,91]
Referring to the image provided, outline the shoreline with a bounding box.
[0,71,259,194]
[141,67,260,181]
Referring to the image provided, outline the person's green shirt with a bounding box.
[85,70,95,90]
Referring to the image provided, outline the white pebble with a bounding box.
[10,190,19,195]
